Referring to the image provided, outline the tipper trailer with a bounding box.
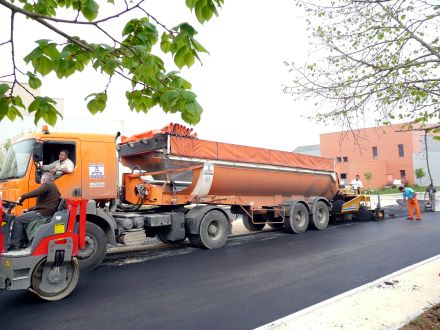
[0,124,375,280]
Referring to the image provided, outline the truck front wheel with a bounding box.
[77,222,107,271]
[188,210,229,249]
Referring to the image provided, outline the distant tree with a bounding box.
[0,0,224,125]
[287,0,440,135]
[415,167,426,185]
[3,138,12,151]
[0,138,11,168]
[364,172,372,189]
[0,149,5,168]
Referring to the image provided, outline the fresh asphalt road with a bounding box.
[1,212,440,330]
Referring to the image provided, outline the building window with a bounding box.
[372,146,378,160]
[336,157,342,163]
[400,169,406,178]
[398,144,404,157]
[343,156,348,162]
[340,173,347,179]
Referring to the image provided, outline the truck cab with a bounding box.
[0,128,119,270]
[0,128,118,214]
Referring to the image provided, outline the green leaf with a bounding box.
[35,56,53,76]
[35,39,50,47]
[43,43,60,60]
[185,51,195,67]
[7,106,23,121]
[174,47,187,69]
[160,90,180,112]
[202,5,213,21]
[195,3,205,23]
[185,0,197,9]
[177,23,196,36]
[160,33,173,53]
[0,84,9,96]
[86,93,107,114]
[0,97,9,120]
[29,98,41,113]
[27,72,42,89]
[12,96,25,109]
[122,19,137,36]
[42,110,57,125]
[191,38,209,53]
[81,0,99,21]
[30,96,60,125]
[181,101,202,124]
[24,48,43,64]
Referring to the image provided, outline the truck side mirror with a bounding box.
[32,142,44,162]
[33,142,44,184]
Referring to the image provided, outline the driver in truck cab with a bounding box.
[42,149,74,176]
[8,173,61,251]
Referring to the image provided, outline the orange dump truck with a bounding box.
[0,124,339,270]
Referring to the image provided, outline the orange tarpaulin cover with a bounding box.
[170,136,335,172]
[120,123,197,144]
[119,124,335,172]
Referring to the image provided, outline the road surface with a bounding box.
[1,212,439,330]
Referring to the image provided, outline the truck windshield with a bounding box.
[0,139,34,181]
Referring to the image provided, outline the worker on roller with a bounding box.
[8,173,61,250]
[350,175,363,194]
[398,186,421,221]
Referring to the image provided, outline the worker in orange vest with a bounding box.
[398,186,421,220]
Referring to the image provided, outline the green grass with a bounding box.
[365,185,436,195]
[409,316,425,326]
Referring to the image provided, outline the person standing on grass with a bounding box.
[399,186,421,220]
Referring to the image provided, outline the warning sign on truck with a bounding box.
[89,163,105,178]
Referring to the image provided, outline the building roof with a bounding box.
[293,144,321,156]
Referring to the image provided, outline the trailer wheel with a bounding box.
[242,214,266,231]
[30,257,79,301]
[77,222,107,271]
[268,222,284,229]
[285,203,309,234]
[188,210,228,249]
[311,201,330,230]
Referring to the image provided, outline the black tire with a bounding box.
[285,203,309,234]
[156,232,186,244]
[311,201,330,230]
[354,207,375,222]
[77,222,107,271]
[331,200,344,214]
[188,210,229,249]
[31,257,80,301]
[242,214,266,231]
[268,222,284,229]
[187,233,204,248]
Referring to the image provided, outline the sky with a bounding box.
[0,0,341,151]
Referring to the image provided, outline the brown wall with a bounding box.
[321,124,422,188]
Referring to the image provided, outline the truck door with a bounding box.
[80,140,117,200]
[29,139,82,199]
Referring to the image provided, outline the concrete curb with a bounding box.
[257,255,440,330]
